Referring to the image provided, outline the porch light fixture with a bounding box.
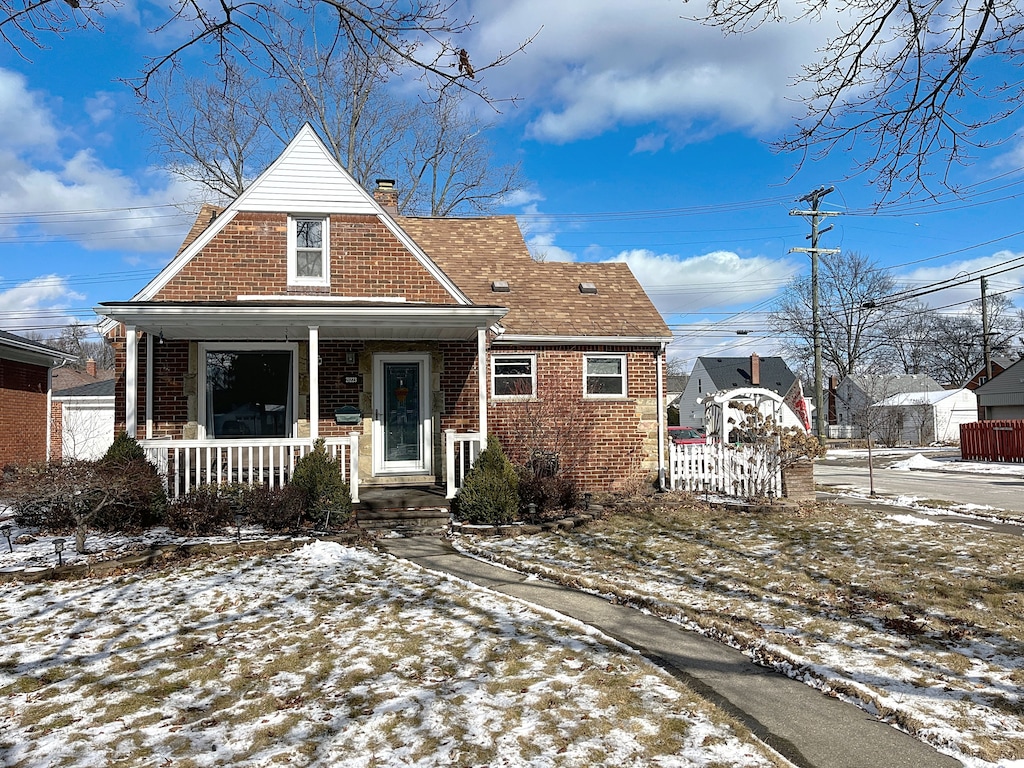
[158,330,165,345]
[1,524,12,553]
[53,538,65,566]
[578,282,598,295]
[491,280,510,292]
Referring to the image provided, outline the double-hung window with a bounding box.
[584,354,627,398]
[288,216,329,287]
[492,354,536,398]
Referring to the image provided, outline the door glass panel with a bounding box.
[384,362,420,463]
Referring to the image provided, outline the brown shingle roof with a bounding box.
[398,216,670,339]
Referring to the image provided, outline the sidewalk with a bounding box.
[378,535,963,768]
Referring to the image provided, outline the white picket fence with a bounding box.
[668,441,781,499]
[141,435,361,501]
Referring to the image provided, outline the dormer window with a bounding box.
[288,216,330,287]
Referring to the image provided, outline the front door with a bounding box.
[373,353,432,476]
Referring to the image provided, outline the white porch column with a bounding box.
[125,325,138,438]
[145,332,154,440]
[477,327,487,439]
[656,343,667,490]
[308,326,319,440]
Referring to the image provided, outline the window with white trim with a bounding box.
[199,343,297,438]
[584,354,627,398]
[288,216,329,287]
[492,354,537,398]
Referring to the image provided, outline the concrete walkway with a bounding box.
[378,536,962,768]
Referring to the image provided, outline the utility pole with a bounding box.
[790,187,840,445]
[981,276,992,381]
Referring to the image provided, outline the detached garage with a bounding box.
[871,388,977,445]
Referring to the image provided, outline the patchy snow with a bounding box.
[0,538,785,768]
[825,447,1024,475]
[458,506,1024,768]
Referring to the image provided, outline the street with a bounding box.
[815,449,1024,517]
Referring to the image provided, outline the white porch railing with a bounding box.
[668,441,781,499]
[141,434,360,502]
[445,430,483,499]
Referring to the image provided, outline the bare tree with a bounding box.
[691,0,1024,196]
[923,293,1022,385]
[2,0,534,104]
[770,251,902,380]
[142,45,521,215]
[142,65,275,201]
[878,301,936,375]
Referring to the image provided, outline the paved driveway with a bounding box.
[815,449,1024,517]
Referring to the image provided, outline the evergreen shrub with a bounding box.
[290,439,352,529]
[453,435,520,525]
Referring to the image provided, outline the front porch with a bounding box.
[140,429,484,505]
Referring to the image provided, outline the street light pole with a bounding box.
[790,187,840,445]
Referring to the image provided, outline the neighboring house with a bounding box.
[666,373,689,425]
[963,357,1014,391]
[95,125,673,497]
[975,358,1024,420]
[831,373,944,439]
[677,354,796,428]
[870,389,977,445]
[52,359,117,461]
[0,329,77,466]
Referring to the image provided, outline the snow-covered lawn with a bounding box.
[457,498,1024,768]
[0,540,786,768]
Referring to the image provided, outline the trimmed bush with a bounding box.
[102,432,148,464]
[245,484,307,531]
[91,458,167,532]
[453,436,519,525]
[517,471,580,521]
[166,485,235,536]
[289,439,352,529]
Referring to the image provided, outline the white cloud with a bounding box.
[85,92,117,125]
[0,67,195,253]
[0,275,86,333]
[632,132,668,154]
[604,247,798,316]
[468,0,828,144]
[898,251,1024,313]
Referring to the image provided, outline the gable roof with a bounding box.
[694,355,796,395]
[843,373,944,396]
[52,365,116,395]
[0,329,77,367]
[117,124,470,309]
[873,389,973,407]
[397,216,670,340]
[975,357,1024,399]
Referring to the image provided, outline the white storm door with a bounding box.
[372,353,432,475]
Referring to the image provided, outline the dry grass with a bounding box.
[459,493,1024,763]
[0,543,787,768]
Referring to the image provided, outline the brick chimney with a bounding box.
[86,358,97,377]
[373,179,398,215]
[750,353,760,386]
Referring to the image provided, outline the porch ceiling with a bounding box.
[95,301,508,342]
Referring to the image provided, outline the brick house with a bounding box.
[0,329,77,467]
[96,125,672,499]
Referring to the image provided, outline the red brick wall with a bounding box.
[0,358,49,466]
[315,341,365,438]
[155,213,458,304]
[150,339,188,438]
[50,400,63,462]
[445,344,665,492]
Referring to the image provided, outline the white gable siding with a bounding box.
[237,130,379,214]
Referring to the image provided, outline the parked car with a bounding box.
[668,427,706,445]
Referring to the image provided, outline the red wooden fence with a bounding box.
[960,420,1024,463]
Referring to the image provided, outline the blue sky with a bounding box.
[2,0,1023,371]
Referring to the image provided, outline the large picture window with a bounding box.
[492,354,536,398]
[204,349,294,438]
[288,216,329,287]
[584,354,627,398]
